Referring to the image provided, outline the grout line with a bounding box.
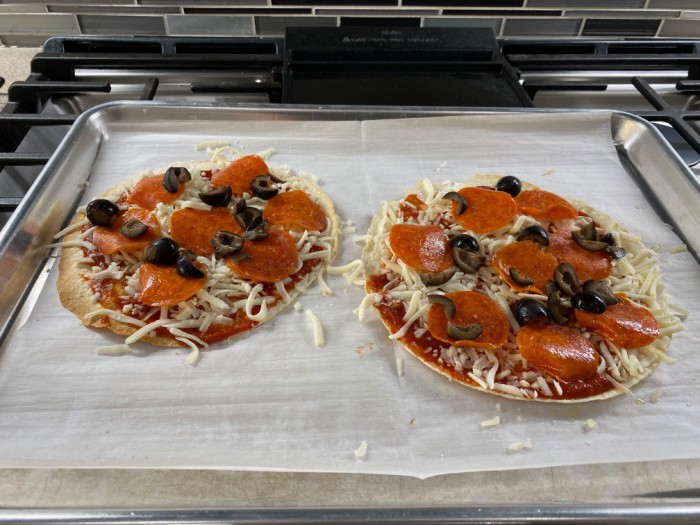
[656,17,665,37]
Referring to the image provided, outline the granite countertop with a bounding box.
[0,44,698,517]
[0,47,38,108]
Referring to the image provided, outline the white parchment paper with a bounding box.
[0,112,698,478]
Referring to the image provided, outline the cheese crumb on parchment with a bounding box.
[670,244,687,254]
[354,440,368,459]
[96,344,132,356]
[305,309,325,347]
[294,302,303,313]
[650,390,662,403]
[508,438,533,454]
[582,418,598,433]
[480,415,501,429]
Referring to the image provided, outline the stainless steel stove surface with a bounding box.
[2,28,700,232]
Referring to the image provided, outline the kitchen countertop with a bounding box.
[0,46,38,108]
[1,44,699,519]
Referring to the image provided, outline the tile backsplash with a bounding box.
[0,0,699,46]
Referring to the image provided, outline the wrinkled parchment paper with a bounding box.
[0,112,698,478]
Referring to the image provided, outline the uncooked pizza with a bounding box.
[360,174,683,402]
[56,149,338,359]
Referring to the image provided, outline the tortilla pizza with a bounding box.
[56,149,339,360]
[359,174,683,402]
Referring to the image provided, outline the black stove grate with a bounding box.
[2,33,700,219]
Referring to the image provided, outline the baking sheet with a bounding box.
[0,110,698,479]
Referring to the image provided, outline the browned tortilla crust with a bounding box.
[361,174,663,403]
[57,162,339,348]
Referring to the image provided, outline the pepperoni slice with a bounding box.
[491,241,559,294]
[227,229,298,282]
[575,294,660,349]
[139,263,206,307]
[400,194,426,221]
[451,187,518,234]
[92,207,160,256]
[263,190,327,233]
[211,155,269,196]
[170,207,242,257]
[388,224,452,274]
[126,175,185,210]
[517,324,600,382]
[515,189,578,222]
[426,291,509,349]
[548,228,612,281]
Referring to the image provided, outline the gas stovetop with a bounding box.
[1,27,700,229]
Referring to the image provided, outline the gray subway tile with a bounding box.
[78,14,166,35]
[648,0,700,7]
[564,9,680,17]
[255,16,338,35]
[680,10,700,18]
[49,5,182,14]
[423,16,502,34]
[407,0,522,5]
[582,18,660,35]
[658,18,700,36]
[183,7,310,14]
[0,4,47,13]
[502,17,581,36]
[166,15,254,36]
[6,0,134,3]
[528,0,643,6]
[315,8,438,15]
[141,0,265,4]
[340,16,421,26]
[444,9,561,15]
[0,13,79,34]
[0,34,53,46]
[273,0,396,4]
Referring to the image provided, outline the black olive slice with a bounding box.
[86,198,119,226]
[553,262,580,297]
[606,246,627,259]
[516,225,550,246]
[509,267,534,286]
[544,279,557,296]
[601,232,616,246]
[162,166,191,193]
[547,291,570,324]
[211,230,244,258]
[244,220,269,241]
[176,249,205,279]
[428,295,456,320]
[232,197,247,215]
[144,237,179,266]
[444,191,467,215]
[120,218,148,238]
[576,221,598,242]
[268,173,285,183]
[234,207,263,230]
[250,175,279,200]
[447,322,482,341]
[419,268,456,287]
[575,239,609,252]
[450,234,480,253]
[452,247,484,274]
[515,298,550,326]
[495,175,522,197]
[581,280,619,306]
[571,291,607,314]
[199,186,232,207]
